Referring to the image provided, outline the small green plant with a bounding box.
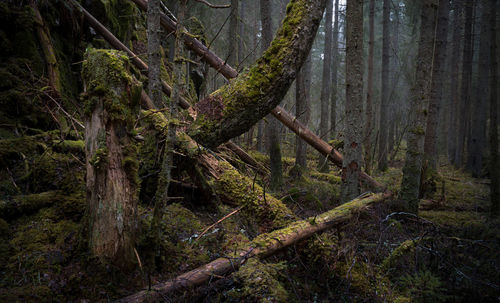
[398,270,447,303]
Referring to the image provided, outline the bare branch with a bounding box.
[193,0,230,9]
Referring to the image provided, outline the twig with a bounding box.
[193,205,244,243]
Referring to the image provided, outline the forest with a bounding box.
[0,0,499,302]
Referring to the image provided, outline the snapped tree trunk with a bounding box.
[318,0,333,172]
[82,49,142,269]
[378,0,391,172]
[341,0,363,202]
[399,0,437,213]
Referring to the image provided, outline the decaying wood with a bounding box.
[115,192,389,303]
[130,1,385,192]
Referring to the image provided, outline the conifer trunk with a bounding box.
[295,55,312,171]
[330,0,340,140]
[489,0,499,216]
[378,0,390,171]
[364,0,375,175]
[147,0,162,108]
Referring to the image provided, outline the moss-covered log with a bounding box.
[0,191,74,219]
[115,192,389,303]
[187,0,326,148]
[82,49,142,269]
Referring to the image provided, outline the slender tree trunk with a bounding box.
[228,0,239,68]
[341,0,363,202]
[295,55,312,171]
[238,0,245,69]
[448,0,463,164]
[378,0,391,171]
[364,0,375,175]
[260,0,283,190]
[318,0,334,172]
[388,9,400,154]
[147,0,162,108]
[330,0,340,140]
[467,0,491,177]
[400,0,437,214]
[82,49,141,269]
[424,0,450,170]
[454,0,474,167]
[489,0,499,216]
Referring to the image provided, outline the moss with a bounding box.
[310,171,342,184]
[381,239,418,271]
[228,259,289,303]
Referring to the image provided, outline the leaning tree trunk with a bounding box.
[82,49,142,269]
[318,0,334,172]
[188,0,327,149]
[364,0,375,175]
[489,0,499,216]
[341,0,363,202]
[378,0,391,171]
[399,0,437,214]
[466,0,491,177]
[330,0,339,140]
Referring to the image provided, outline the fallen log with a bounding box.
[129,0,385,192]
[115,192,390,303]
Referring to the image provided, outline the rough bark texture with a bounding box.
[454,0,473,167]
[147,0,162,108]
[424,0,449,170]
[400,0,437,213]
[489,0,499,216]
[364,0,375,175]
[447,0,463,164]
[188,0,327,148]
[467,0,490,177]
[295,55,312,170]
[330,0,339,140]
[378,0,391,171]
[82,49,141,269]
[341,0,363,202]
[318,0,333,172]
[115,192,389,303]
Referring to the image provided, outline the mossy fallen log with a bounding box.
[115,192,389,303]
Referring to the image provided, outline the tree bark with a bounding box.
[489,0,499,216]
[364,0,375,175]
[330,0,340,140]
[318,0,334,172]
[466,0,491,177]
[82,49,142,269]
[147,0,162,108]
[378,0,391,171]
[424,0,450,170]
[115,192,390,303]
[295,55,312,171]
[341,0,363,202]
[454,0,474,167]
[228,0,239,68]
[399,0,437,213]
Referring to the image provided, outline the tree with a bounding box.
[489,0,499,216]
[341,0,363,202]
[364,0,375,175]
[147,0,162,108]
[228,0,239,68]
[399,0,437,213]
[82,49,141,269]
[318,0,334,172]
[378,0,391,171]
[295,54,312,172]
[467,0,491,177]
[260,0,283,190]
[454,0,473,167]
[330,0,340,140]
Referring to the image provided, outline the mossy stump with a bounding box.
[82,49,142,270]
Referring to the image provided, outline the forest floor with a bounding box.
[0,135,498,303]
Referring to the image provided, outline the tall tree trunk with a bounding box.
[228,0,239,68]
[454,0,474,167]
[467,0,491,177]
[448,0,464,164]
[238,0,245,69]
[147,0,162,108]
[260,0,283,190]
[400,0,437,214]
[387,7,400,154]
[489,0,499,216]
[295,55,312,171]
[364,0,375,175]
[424,0,450,170]
[330,0,340,140]
[341,0,363,202]
[318,0,334,172]
[378,0,391,171]
[82,49,141,269]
